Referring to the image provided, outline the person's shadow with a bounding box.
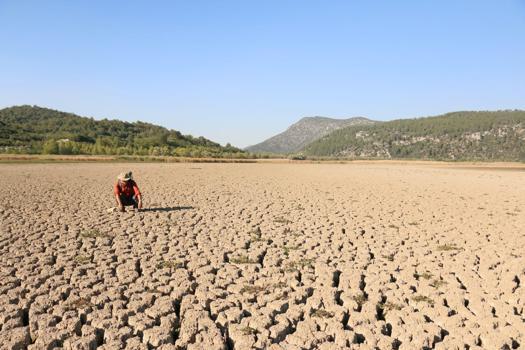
[140,206,194,212]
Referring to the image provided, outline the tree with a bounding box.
[42,139,58,154]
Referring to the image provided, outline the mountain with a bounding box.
[245,116,377,154]
[303,110,525,161]
[0,105,244,157]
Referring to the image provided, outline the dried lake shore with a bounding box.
[1,162,524,349]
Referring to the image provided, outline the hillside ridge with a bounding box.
[245,116,377,154]
[303,110,525,161]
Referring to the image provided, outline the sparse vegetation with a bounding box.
[378,301,404,312]
[285,258,315,272]
[312,309,334,318]
[250,227,266,242]
[411,295,435,306]
[352,293,368,307]
[274,217,291,224]
[64,297,93,310]
[240,285,266,294]
[415,272,433,280]
[430,279,447,289]
[437,244,461,251]
[382,253,395,261]
[74,255,91,264]
[273,281,287,289]
[156,260,184,269]
[290,154,306,161]
[282,245,300,256]
[250,235,266,243]
[230,255,257,264]
[80,228,107,239]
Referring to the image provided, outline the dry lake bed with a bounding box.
[1,162,524,349]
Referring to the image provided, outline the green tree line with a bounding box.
[0,105,249,158]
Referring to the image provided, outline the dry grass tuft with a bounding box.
[437,244,461,251]
[312,309,334,318]
[414,272,433,280]
[156,260,184,269]
[352,293,368,307]
[378,301,404,312]
[283,245,300,256]
[285,258,315,272]
[65,297,93,310]
[274,217,291,224]
[411,295,434,306]
[430,279,447,289]
[250,227,266,242]
[382,253,395,261]
[80,229,107,239]
[230,255,257,264]
[240,285,266,294]
[74,255,91,264]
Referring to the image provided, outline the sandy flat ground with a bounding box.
[1,163,524,350]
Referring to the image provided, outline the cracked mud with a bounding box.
[1,163,524,349]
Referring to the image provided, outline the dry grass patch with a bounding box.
[240,285,266,294]
[411,295,435,306]
[312,309,334,318]
[156,260,184,269]
[283,245,300,256]
[414,272,433,280]
[250,227,266,242]
[382,253,395,261]
[430,279,447,289]
[378,301,404,312]
[274,217,291,224]
[80,229,107,239]
[240,281,287,295]
[230,255,258,264]
[285,258,315,272]
[273,281,287,289]
[436,244,461,251]
[64,297,93,311]
[74,255,91,264]
[352,293,368,307]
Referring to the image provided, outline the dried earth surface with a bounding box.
[1,163,524,349]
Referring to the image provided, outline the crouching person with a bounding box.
[114,171,142,212]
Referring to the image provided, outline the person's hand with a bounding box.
[119,205,125,212]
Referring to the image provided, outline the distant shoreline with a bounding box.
[1,154,524,170]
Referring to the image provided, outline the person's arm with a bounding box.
[133,184,143,209]
[114,183,125,211]
[115,194,125,211]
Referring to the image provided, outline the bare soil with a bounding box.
[1,163,524,349]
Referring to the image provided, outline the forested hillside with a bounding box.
[0,105,246,157]
[303,111,525,161]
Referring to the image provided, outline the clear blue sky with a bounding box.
[1,1,524,147]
